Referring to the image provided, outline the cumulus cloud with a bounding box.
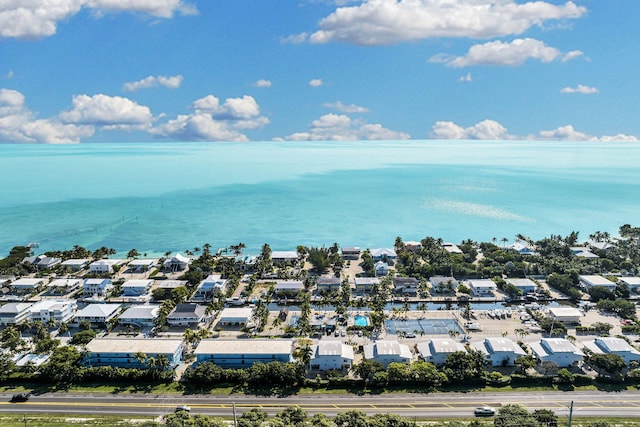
[560,84,599,94]
[282,113,410,141]
[432,38,582,67]
[0,0,196,39]
[459,72,473,82]
[309,79,324,87]
[59,94,154,130]
[323,101,369,113]
[122,75,183,92]
[0,88,93,143]
[254,79,272,88]
[151,94,269,142]
[298,0,586,46]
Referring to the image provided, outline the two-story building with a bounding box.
[194,339,294,368]
[84,338,184,369]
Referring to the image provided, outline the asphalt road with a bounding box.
[1,390,639,419]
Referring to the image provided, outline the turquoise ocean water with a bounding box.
[1,140,638,257]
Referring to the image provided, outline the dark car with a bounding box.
[10,393,30,402]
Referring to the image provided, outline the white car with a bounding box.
[474,406,495,416]
[175,405,191,412]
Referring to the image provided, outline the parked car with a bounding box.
[10,393,30,402]
[175,405,191,412]
[474,406,495,416]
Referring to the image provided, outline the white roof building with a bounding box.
[506,278,538,295]
[583,337,640,366]
[442,242,463,254]
[472,337,526,366]
[370,248,397,260]
[60,258,90,270]
[274,280,304,294]
[10,278,45,291]
[28,299,76,324]
[310,341,354,371]
[363,340,412,368]
[194,274,228,298]
[89,259,124,274]
[122,279,154,296]
[467,279,497,296]
[547,307,583,324]
[579,275,617,292]
[219,307,253,326]
[0,302,33,326]
[163,254,190,271]
[118,305,160,327]
[84,338,184,368]
[417,338,466,366]
[75,303,121,324]
[619,277,640,292]
[271,251,298,262]
[194,339,294,367]
[83,278,113,297]
[530,338,584,368]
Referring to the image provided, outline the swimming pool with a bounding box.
[354,315,369,327]
[385,318,463,335]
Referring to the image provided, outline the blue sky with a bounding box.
[0,0,638,143]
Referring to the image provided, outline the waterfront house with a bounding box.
[472,337,526,367]
[122,279,154,297]
[46,278,82,295]
[371,248,397,261]
[467,279,497,297]
[28,299,76,324]
[194,274,227,299]
[167,303,207,327]
[363,340,412,368]
[163,254,190,272]
[271,251,298,265]
[74,303,121,325]
[417,338,466,367]
[547,307,582,324]
[84,338,184,369]
[89,259,124,274]
[508,241,536,256]
[61,258,90,271]
[83,278,113,297]
[9,278,45,294]
[118,305,160,328]
[0,302,33,326]
[571,247,599,259]
[374,261,389,276]
[341,247,361,260]
[355,277,379,293]
[404,241,422,251]
[579,275,617,292]
[392,277,419,296]
[315,277,341,293]
[506,278,538,295]
[274,280,304,297]
[310,341,354,371]
[194,339,294,368]
[530,338,584,368]
[218,307,253,326]
[22,255,61,271]
[429,276,459,293]
[126,259,155,273]
[588,240,616,252]
[583,337,640,365]
[442,242,463,254]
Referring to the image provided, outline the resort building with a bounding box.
[341,247,361,260]
[472,337,526,367]
[9,278,45,294]
[579,275,617,292]
[74,303,121,325]
[417,338,466,367]
[89,259,124,274]
[315,277,341,293]
[163,254,190,272]
[429,276,459,293]
[28,299,76,324]
[166,303,207,327]
[83,278,113,297]
[310,341,354,371]
[218,307,253,326]
[530,338,584,368]
[0,302,33,326]
[122,279,154,297]
[194,339,294,368]
[547,307,583,324]
[370,248,397,261]
[83,338,184,369]
[271,251,298,265]
[392,277,419,296]
[506,278,538,295]
[60,258,90,271]
[194,274,227,299]
[467,279,497,297]
[583,337,640,365]
[354,277,379,293]
[363,340,412,368]
[118,305,160,327]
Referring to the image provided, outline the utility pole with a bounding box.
[568,400,574,427]
[233,401,237,427]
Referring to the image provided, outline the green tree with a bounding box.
[307,247,332,275]
[70,329,96,345]
[334,410,368,427]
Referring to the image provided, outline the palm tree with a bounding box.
[501,237,509,248]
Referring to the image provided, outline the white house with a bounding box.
[194,339,294,367]
[571,247,599,259]
[194,274,227,299]
[218,307,253,326]
[118,305,160,327]
[127,259,155,272]
[0,302,33,326]
[579,275,617,292]
[28,299,76,324]
[363,340,412,368]
[341,247,361,260]
[122,279,154,297]
[472,337,526,367]
[83,278,113,297]
[547,307,583,324]
[163,254,190,272]
[316,277,341,293]
[84,338,184,369]
[583,337,640,366]
[355,277,379,293]
[274,280,304,296]
[417,338,466,367]
[374,261,389,276]
[507,278,538,295]
[467,279,497,297]
[89,259,124,274]
[530,338,584,368]
[60,258,90,271]
[508,241,536,256]
[167,303,207,327]
[9,278,45,294]
[429,276,459,293]
[370,248,397,261]
[392,277,419,296]
[442,242,463,254]
[310,341,354,371]
[74,303,121,325]
[619,277,640,293]
[46,278,82,294]
[271,251,299,265]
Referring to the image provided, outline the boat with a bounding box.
[465,322,483,331]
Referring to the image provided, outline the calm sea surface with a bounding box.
[1,140,638,257]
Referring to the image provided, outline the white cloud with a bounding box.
[459,72,473,82]
[301,0,586,46]
[599,134,639,142]
[59,94,153,130]
[431,119,511,140]
[282,113,410,141]
[122,75,183,92]
[254,79,272,88]
[309,79,324,87]
[151,94,269,142]
[323,101,369,113]
[560,84,599,94]
[0,88,93,143]
[0,0,196,39]
[433,38,582,67]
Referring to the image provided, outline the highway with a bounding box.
[1,390,640,419]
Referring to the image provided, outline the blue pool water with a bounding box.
[354,315,369,327]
